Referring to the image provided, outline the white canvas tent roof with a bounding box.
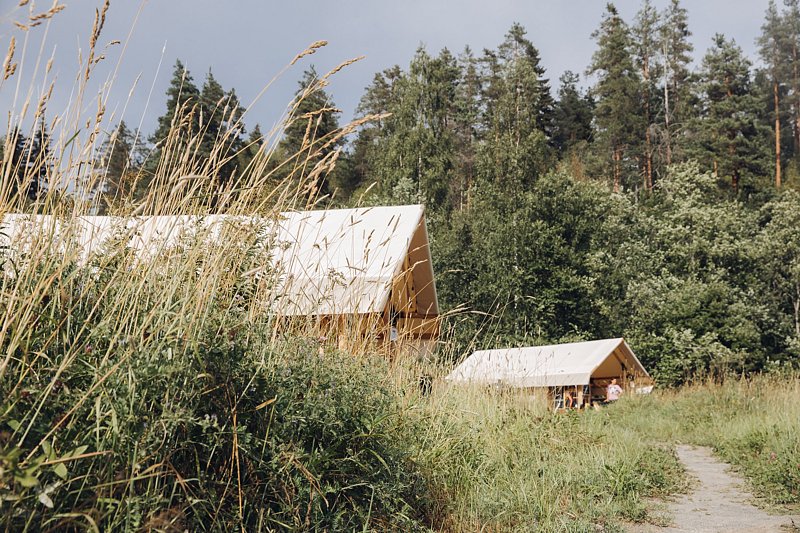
[0,205,438,317]
[446,338,649,387]
[271,205,438,316]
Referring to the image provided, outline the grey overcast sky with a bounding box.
[0,0,773,140]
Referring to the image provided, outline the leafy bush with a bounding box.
[0,234,431,530]
[1,333,430,530]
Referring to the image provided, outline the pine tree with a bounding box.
[588,3,644,192]
[660,0,694,165]
[759,1,790,188]
[783,0,800,156]
[633,0,661,189]
[691,34,771,192]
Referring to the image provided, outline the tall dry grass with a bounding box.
[0,3,434,531]
[1,3,795,533]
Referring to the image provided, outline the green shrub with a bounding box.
[1,336,431,531]
[0,247,431,531]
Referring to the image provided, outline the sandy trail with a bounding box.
[629,445,800,533]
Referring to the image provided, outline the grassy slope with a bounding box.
[607,375,800,507]
[411,374,799,531]
[410,386,687,532]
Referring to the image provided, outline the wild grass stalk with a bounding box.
[1,3,797,532]
[607,374,800,507]
[0,3,431,530]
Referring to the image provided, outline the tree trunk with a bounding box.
[643,57,653,190]
[794,284,800,337]
[612,148,621,193]
[663,41,673,166]
[794,41,800,154]
[775,79,782,189]
[645,126,653,190]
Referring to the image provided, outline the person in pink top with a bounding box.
[606,379,623,402]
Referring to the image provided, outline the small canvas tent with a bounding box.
[0,205,439,355]
[446,338,651,409]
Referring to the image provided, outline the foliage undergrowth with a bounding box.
[0,244,430,530]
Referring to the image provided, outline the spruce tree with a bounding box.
[382,48,459,212]
[350,48,463,215]
[151,60,201,150]
[588,3,644,192]
[200,70,226,160]
[280,67,343,205]
[27,117,51,200]
[552,71,594,153]
[200,70,245,191]
[478,24,554,191]
[350,66,403,201]
[691,34,771,192]
[146,60,202,202]
[238,123,263,173]
[4,127,28,201]
[492,23,554,137]
[452,46,482,211]
[100,120,136,209]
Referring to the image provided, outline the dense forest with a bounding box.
[6,0,800,383]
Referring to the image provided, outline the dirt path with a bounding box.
[629,445,800,533]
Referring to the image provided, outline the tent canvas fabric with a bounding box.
[446,338,649,387]
[0,205,438,318]
[271,205,438,316]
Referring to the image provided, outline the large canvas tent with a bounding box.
[270,205,439,354]
[446,338,651,408]
[0,205,439,354]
